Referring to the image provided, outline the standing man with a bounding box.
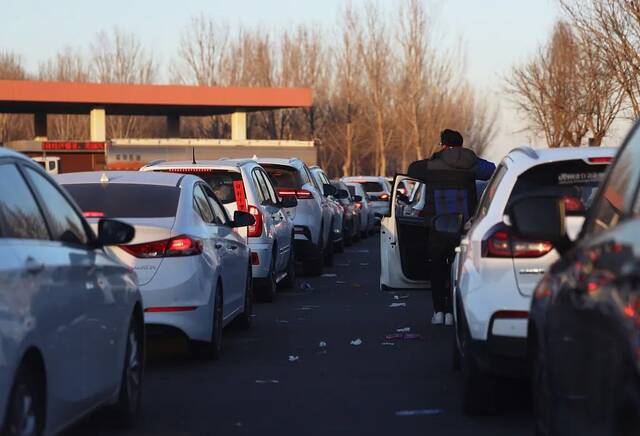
[407,129,495,326]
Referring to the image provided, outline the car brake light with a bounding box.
[247,205,263,237]
[120,235,203,258]
[379,193,390,201]
[251,252,260,265]
[83,211,105,218]
[483,228,553,258]
[588,157,612,164]
[233,180,248,212]
[277,188,313,200]
[563,196,585,213]
[144,306,197,313]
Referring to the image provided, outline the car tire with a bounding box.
[304,243,324,276]
[460,314,496,415]
[3,363,44,436]
[236,265,253,329]
[324,236,334,266]
[532,342,553,436]
[258,253,277,303]
[110,315,144,427]
[191,286,223,360]
[280,243,296,289]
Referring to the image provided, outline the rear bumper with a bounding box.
[248,241,272,279]
[467,336,528,378]
[144,304,212,342]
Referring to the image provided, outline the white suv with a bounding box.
[140,159,296,301]
[450,146,616,413]
[342,176,391,226]
[258,158,334,275]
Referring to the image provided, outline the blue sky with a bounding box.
[2,0,571,160]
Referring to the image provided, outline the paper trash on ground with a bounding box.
[396,327,411,332]
[350,338,363,346]
[255,379,280,384]
[389,302,407,308]
[319,341,327,348]
[288,355,299,362]
[321,273,337,277]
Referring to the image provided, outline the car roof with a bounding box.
[342,176,385,181]
[504,146,618,167]
[143,159,254,171]
[255,157,303,166]
[55,170,188,187]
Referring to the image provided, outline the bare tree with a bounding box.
[0,51,31,142]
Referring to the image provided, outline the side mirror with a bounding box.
[509,196,566,243]
[334,189,349,199]
[354,195,363,202]
[432,213,464,234]
[231,210,256,228]
[279,195,298,208]
[97,219,135,246]
[323,184,337,197]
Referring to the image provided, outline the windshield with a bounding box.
[63,183,180,218]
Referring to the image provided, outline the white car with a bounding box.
[140,159,297,302]
[310,165,346,253]
[0,149,143,435]
[342,176,391,226]
[57,171,255,360]
[258,158,334,275]
[345,182,374,237]
[449,147,615,413]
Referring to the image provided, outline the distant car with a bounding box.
[345,182,374,237]
[331,180,361,245]
[448,146,616,414]
[310,166,346,253]
[57,171,255,360]
[140,159,297,302]
[518,127,640,434]
[0,149,143,435]
[258,158,335,275]
[342,176,391,226]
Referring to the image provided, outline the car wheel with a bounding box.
[111,316,144,427]
[305,244,324,276]
[3,364,44,436]
[191,286,223,360]
[281,243,296,289]
[324,236,334,266]
[532,344,553,436]
[461,319,496,415]
[236,264,253,329]
[452,333,461,371]
[259,254,277,302]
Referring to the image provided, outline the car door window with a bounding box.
[0,163,50,240]
[203,185,230,225]
[475,164,507,220]
[586,127,640,235]
[257,170,279,204]
[194,185,215,224]
[24,166,89,245]
[251,170,268,204]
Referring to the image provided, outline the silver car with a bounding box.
[0,149,143,435]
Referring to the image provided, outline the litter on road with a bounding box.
[350,338,363,346]
[255,379,280,384]
[299,282,314,290]
[288,355,299,362]
[381,342,396,346]
[321,273,337,277]
[396,327,411,333]
[393,295,410,300]
[389,302,407,308]
[395,409,444,417]
[319,341,327,348]
[385,333,423,341]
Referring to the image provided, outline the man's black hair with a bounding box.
[440,129,463,147]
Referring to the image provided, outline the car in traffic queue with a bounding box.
[140,159,297,302]
[258,158,335,275]
[331,180,362,245]
[342,176,391,225]
[310,165,347,253]
[345,182,375,238]
[0,149,144,435]
[56,171,255,360]
[512,126,640,435]
[446,146,616,414]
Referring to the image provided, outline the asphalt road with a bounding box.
[66,233,531,436]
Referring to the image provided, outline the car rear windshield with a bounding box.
[261,164,303,189]
[356,181,385,193]
[154,169,242,204]
[63,183,180,218]
[509,159,610,215]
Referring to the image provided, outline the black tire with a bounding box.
[3,363,44,436]
[324,234,334,266]
[110,316,144,427]
[452,333,461,371]
[191,286,223,360]
[258,253,277,302]
[280,242,296,289]
[461,321,496,415]
[532,343,552,436]
[236,265,253,329]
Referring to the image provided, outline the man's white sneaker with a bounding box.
[431,312,444,325]
[444,313,454,326]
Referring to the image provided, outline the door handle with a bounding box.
[214,243,224,249]
[25,257,45,274]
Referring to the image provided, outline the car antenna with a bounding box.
[192,147,197,165]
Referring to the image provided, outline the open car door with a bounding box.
[380,175,431,290]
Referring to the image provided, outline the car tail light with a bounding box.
[379,193,390,201]
[247,205,263,237]
[120,235,203,258]
[563,196,585,213]
[251,251,260,265]
[233,180,248,212]
[83,211,105,218]
[482,228,553,258]
[493,310,529,319]
[144,306,197,313]
[588,157,613,164]
[277,188,313,200]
